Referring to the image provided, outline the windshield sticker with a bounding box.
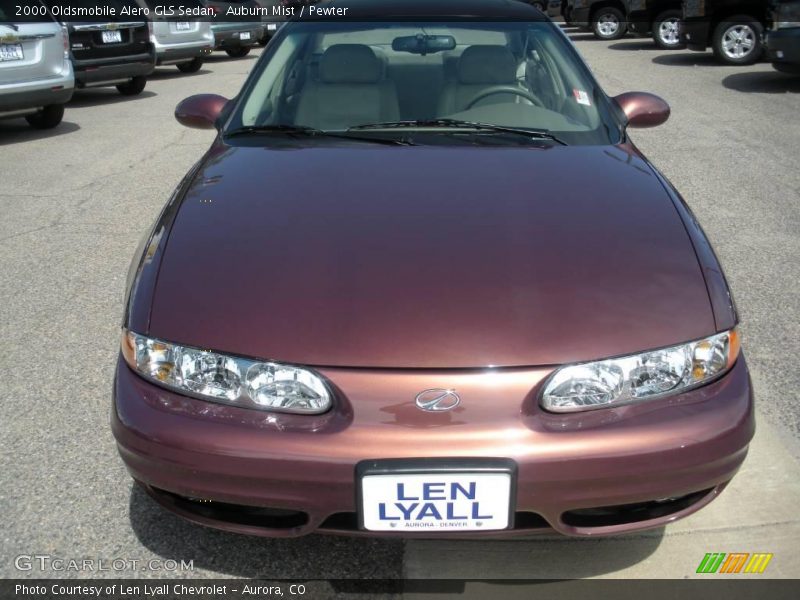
[573,89,591,106]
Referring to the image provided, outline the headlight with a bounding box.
[121,329,332,414]
[541,329,740,413]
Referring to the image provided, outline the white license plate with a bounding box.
[0,43,24,62]
[175,22,191,31]
[267,23,277,30]
[361,472,512,532]
[101,30,122,44]
[239,31,251,40]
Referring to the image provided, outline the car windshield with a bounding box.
[228,21,622,145]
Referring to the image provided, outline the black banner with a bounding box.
[3,579,800,600]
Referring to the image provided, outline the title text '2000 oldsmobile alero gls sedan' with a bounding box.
[113,0,754,538]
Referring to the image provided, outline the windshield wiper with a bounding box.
[348,119,568,145]
[225,124,416,146]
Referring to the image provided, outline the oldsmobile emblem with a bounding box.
[415,389,461,412]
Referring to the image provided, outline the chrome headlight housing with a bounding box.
[541,329,740,413]
[121,329,332,414]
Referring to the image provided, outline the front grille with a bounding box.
[319,511,550,532]
[561,488,713,528]
[150,487,309,529]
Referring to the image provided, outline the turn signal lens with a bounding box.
[120,329,331,414]
[542,329,740,413]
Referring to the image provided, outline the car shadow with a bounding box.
[608,40,658,51]
[128,483,404,579]
[68,89,157,107]
[204,53,259,63]
[721,70,800,93]
[0,120,80,145]
[566,33,599,42]
[148,68,213,81]
[403,529,664,580]
[651,52,725,67]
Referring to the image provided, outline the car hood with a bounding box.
[148,142,715,368]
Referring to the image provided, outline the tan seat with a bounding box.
[437,45,522,116]
[295,44,400,130]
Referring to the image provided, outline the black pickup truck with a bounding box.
[564,0,685,47]
[682,0,770,64]
[44,0,155,95]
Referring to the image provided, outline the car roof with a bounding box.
[309,0,548,21]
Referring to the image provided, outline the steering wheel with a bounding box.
[465,86,544,110]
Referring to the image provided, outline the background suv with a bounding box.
[137,0,214,73]
[0,1,74,128]
[45,0,156,95]
[201,0,265,58]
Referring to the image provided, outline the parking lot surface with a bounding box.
[1,29,799,583]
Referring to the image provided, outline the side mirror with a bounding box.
[175,94,230,129]
[613,92,670,128]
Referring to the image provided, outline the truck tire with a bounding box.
[225,47,251,58]
[116,76,147,96]
[592,7,628,41]
[177,58,203,73]
[712,15,764,65]
[653,10,685,49]
[25,104,64,129]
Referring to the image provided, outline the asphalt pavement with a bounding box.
[1,27,799,585]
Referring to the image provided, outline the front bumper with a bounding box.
[73,52,155,87]
[683,18,711,51]
[0,60,74,114]
[766,27,800,67]
[113,354,754,538]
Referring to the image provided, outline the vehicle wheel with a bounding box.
[177,58,203,73]
[24,104,64,129]
[116,75,147,96]
[653,10,685,50]
[592,7,628,41]
[712,15,764,65]
[225,47,251,58]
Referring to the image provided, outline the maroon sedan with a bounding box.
[113,0,754,538]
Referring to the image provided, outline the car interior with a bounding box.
[239,24,607,138]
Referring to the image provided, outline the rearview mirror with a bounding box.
[175,94,230,129]
[392,34,456,55]
[613,92,670,128]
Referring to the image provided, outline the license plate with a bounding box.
[360,465,513,532]
[267,23,277,30]
[175,22,191,31]
[0,43,24,62]
[239,31,251,40]
[101,30,122,44]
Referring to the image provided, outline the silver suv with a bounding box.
[137,1,214,73]
[0,2,74,129]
